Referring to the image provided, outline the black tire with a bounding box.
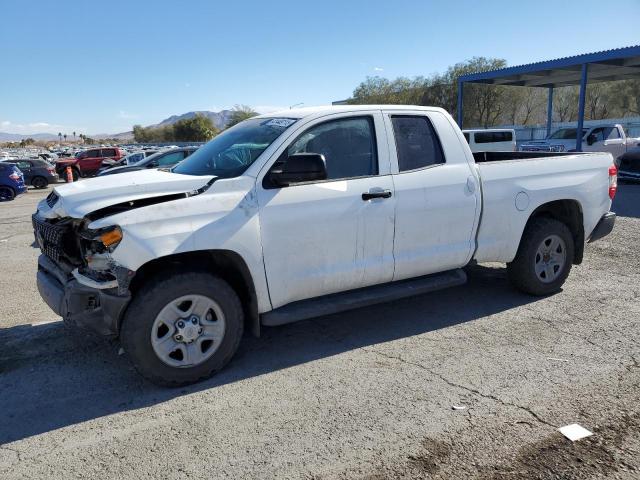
[507,217,574,296]
[32,176,48,189]
[120,272,244,387]
[0,186,16,202]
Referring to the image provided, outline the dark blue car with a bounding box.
[0,162,27,201]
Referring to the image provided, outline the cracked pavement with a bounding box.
[0,183,639,479]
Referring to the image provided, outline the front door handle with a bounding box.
[362,190,392,201]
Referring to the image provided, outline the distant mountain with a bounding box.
[0,110,234,143]
[151,110,234,130]
[93,131,134,140]
[0,132,60,142]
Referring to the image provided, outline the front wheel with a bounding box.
[507,217,574,296]
[32,176,49,189]
[120,272,244,387]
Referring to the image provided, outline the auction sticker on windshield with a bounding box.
[264,118,297,128]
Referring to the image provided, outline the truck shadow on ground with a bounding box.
[0,265,538,445]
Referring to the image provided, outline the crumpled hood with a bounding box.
[38,169,215,219]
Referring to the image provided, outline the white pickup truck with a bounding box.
[33,105,617,386]
[520,124,640,157]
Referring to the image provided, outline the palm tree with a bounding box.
[63,134,67,142]
[73,131,76,141]
[58,132,62,143]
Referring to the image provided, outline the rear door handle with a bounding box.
[362,190,392,201]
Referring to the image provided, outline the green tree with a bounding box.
[226,105,258,128]
[132,124,149,143]
[173,114,218,141]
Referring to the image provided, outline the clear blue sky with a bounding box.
[1,0,639,135]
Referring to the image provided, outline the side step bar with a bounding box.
[261,268,467,327]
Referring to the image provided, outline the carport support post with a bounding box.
[576,63,588,151]
[457,79,464,127]
[546,87,554,137]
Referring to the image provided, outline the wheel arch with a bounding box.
[127,249,260,337]
[523,199,584,264]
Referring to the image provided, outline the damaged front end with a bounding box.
[34,177,216,336]
[34,212,134,336]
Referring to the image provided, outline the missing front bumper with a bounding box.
[36,255,130,336]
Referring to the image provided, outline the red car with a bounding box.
[55,147,125,181]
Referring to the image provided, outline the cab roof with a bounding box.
[256,105,448,120]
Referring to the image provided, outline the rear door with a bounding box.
[384,111,480,281]
[602,127,626,158]
[257,112,396,309]
[15,160,33,182]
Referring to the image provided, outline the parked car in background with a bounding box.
[520,124,640,156]
[0,162,27,201]
[616,145,640,181]
[97,150,159,175]
[97,147,197,176]
[39,152,59,163]
[3,159,59,188]
[33,105,617,386]
[55,147,126,181]
[462,129,516,152]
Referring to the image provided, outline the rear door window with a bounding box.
[475,131,512,143]
[391,115,445,172]
[604,127,620,140]
[101,148,117,158]
[156,151,185,167]
[16,161,32,169]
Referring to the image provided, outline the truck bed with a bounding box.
[472,150,614,264]
[472,151,577,163]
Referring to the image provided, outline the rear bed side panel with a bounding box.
[473,153,613,263]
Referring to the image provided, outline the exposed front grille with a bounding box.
[46,191,59,208]
[32,214,69,263]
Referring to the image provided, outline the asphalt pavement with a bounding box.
[0,181,639,479]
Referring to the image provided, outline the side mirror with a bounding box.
[587,134,597,146]
[268,153,327,187]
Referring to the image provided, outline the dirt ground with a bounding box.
[0,182,639,479]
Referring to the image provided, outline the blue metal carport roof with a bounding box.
[457,45,640,151]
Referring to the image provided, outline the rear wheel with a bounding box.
[0,186,16,202]
[120,272,244,387]
[507,217,574,296]
[32,176,48,189]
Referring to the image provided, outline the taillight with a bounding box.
[608,164,617,200]
[48,167,56,173]
[9,173,20,181]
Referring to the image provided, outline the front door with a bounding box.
[257,112,396,309]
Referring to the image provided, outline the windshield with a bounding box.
[549,128,588,140]
[172,117,297,177]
